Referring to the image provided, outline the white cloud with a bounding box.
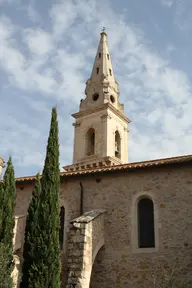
[27,5,42,24]
[164,0,191,32]
[0,112,45,167]
[1,0,192,175]
[50,1,79,39]
[23,29,54,56]
[0,16,14,40]
[0,19,57,95]
[161,0,174,7]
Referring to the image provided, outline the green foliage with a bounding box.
[21,107,61,288]
[20,174,41,288]
[0,182,4,236]
[0,157,16,246]
[0,156,16,288]
[0,243,13,288]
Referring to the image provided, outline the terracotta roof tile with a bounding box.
[15,154,192,183]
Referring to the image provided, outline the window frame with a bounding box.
[137,198,155,248]
[58,200,69,254]
[114,130,121,159]
[131,192,159,253]
[85,128,96,156]
[59,206,65,250]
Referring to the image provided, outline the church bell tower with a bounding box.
[64,29,131,172]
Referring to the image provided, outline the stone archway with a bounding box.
[66,210,106,288]
[89,245,105,288]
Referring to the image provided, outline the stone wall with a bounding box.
[66,210,105,288]
[12,255,21,288]
[14,162,192,287]
[13,215,26,253]
[64,163,192,287]
[12,215,26,288]
[15,179,82,287]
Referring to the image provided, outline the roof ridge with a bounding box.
[14,154,192,182]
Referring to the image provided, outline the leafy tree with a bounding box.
[21,107,61,288]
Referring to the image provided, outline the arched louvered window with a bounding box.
[138,198,155,248]
[115,130,121,159]
[59,206,65,250]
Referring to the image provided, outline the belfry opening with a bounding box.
[86,128,95,156]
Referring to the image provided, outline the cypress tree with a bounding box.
[20,174,41,288]
[0,156,16,288]
[21,107,61,288]
[0,157,16,246]
[0,181,4,238]
[0,182,13,288]
[0,243,13,288]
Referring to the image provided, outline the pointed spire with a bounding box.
[80,29,124,114]
[90,28,116,84]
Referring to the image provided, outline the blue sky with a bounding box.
[1,0,192,177]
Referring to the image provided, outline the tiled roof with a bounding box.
[15,154,192,183]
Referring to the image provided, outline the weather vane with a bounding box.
[102,26,106,32]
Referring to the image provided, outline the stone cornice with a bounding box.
[63,155,123,172]
[72,103,131,124]
[72,122,81,128]
[100,113,112,120]
[71,209,106,224]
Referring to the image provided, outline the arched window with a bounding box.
[86,128,95,156]
[115,130,121,159]
[59,206,65,250]
[138,198,155,248]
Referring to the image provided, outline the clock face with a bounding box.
[92,93,99,101]
[110,95,115,103]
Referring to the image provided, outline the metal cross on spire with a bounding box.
[102,26,106,33]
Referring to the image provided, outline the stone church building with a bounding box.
[0,31,192,287]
